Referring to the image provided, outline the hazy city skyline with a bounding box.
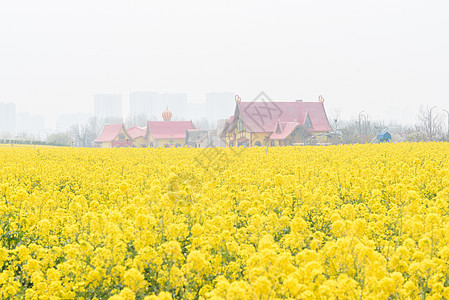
[1,1,448,128]
[0,91,237,136]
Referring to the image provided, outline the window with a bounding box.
[238,120,243,132]
[276,124,282,134]
[255,141,262,147]
[305,114,312,128]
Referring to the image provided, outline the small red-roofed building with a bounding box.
[128,126,147,147]
[221,94,332,147]
[145,107,195,147]
[93,123,133,148]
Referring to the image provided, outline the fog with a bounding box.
[1,0,448,130]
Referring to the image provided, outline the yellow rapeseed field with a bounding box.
[1,143,449,299]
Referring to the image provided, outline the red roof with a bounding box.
[232,101,332,133]
[269,122,301,140]
[146,121,195,139]
[127,126,147,139]
[94,124,131,143]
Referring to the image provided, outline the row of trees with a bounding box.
[329,106,449,144]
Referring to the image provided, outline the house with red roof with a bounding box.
[221,96,332,147]
[145,107,195,147]
[93,123,133,148]
[127,126,147,147]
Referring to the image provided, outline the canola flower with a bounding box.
[1,143,449,299]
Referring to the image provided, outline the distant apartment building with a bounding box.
[16,112,45,136]
[206,92,235,126]
[56,112,92,132]
[94,94,122,120]
[0,102,16,136]
[129,92,159,119]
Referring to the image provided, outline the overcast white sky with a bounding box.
[1,0,448,128]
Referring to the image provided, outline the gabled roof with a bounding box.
[128,126,147,139]
[146,121,195,139]
[231,101,332,133]
[94,123,131,143]
[270,122,301,140]
[303,112,312,128]
[377,131,391,139]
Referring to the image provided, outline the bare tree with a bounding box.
[69,124,89,147]
[126,113,148,127]
[341,116,383,144]
[69,116,115,147]
[417,106,443,141]
[442,109,449,141]
[86,116,103,142]
[329,108,341,132]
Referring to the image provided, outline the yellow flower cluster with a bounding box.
[1,143,449,299]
